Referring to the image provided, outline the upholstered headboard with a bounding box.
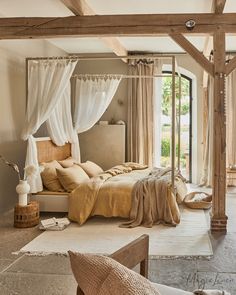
[35,137,71,163]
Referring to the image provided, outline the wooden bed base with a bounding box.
[76,234,149,295]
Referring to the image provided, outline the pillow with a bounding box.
[40,160,64,192]
[56,165,89,192]
[58,157,75,168]
[77,161,103,178]
[68,251,160,295]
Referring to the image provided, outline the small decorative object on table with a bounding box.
[14,201,39,228]
[184,191,212,210]
[0,155,38,206]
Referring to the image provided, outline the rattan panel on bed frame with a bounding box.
[36,137,71,163]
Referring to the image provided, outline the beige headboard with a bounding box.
[35,137,71,163]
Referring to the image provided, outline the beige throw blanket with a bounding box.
[121,168,181,228]
[194,290,230,295]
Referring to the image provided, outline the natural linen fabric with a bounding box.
[40,160,64,192]
[68,252,161,295]
[226,67,236,185]
[201,64,236,187]
[22,59,77,193]
[200,76,214,187]
[121,167,181,228]
[127,59,162,166]
[73,77,121,133]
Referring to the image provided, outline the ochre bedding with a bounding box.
[68,164,186,226]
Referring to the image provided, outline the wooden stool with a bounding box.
[14,201,39,228]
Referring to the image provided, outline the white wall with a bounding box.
[0,40,66,213]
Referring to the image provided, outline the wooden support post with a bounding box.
[211,29,228,233]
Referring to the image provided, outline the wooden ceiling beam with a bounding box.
[2,13,236,40]
[60,0,128,62]
[170,33,214,76]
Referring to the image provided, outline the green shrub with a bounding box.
[161,138,170,157]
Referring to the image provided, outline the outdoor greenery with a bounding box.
[160,76,190,176]
[162,76,190,116]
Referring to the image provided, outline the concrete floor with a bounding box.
[0,191,236,294]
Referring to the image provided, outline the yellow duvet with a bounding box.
[68,163,187,226]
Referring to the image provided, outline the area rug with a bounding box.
[18,207,213,259]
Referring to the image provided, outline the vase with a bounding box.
[16,180,30,206]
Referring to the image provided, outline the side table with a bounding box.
[14,201,39,228]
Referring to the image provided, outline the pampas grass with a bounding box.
[0,155,38,181]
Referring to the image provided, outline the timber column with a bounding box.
[211,29,228,233]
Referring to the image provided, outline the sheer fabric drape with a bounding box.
[127,59,162,167]
[73,77,121,133]
[201,65,236,187]
[22,59,78,193]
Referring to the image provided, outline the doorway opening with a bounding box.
[160,71,192,182]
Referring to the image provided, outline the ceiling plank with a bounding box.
[213,0,227,14]
[225,55,236,75]
[60,0,127,61]
[170,33,214,76]
[2,14,236,40]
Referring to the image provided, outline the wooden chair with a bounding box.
[76,234,149,295]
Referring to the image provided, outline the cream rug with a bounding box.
[18,207,213,258]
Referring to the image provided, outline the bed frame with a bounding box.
[76,234,149,295]
[31,137,71,212]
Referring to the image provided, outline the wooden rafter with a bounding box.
[61,0,94,15]
[169,33,214,76]
[213,0,227,14]
[2,13,236,40]
[225,55,236,76]
[60,0,127,62]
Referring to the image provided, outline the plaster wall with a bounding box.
[0,40,66,213]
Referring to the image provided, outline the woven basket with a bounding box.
[184,192,212,210]
[14,201,39,228]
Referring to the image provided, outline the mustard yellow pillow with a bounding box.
[56,165,89,192]
[58,157,75,168]
[68,251,160,295]
[78,161,103,178]
[40,160,64,192]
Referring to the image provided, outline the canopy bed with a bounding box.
[24,54,187,227]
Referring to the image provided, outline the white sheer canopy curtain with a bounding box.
[73,77,121,133]
[22,59,78,193]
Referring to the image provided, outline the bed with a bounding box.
[32,137,187,227]
[31,137,70,212]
